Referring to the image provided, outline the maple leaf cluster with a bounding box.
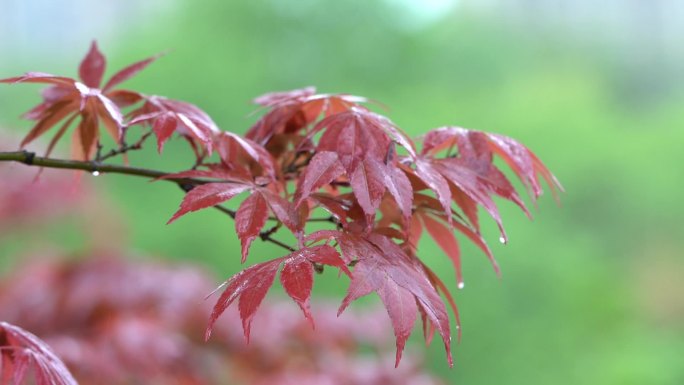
[0,255,445,385]
[1,42,562,366]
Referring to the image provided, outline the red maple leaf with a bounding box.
[410,127,563,241]
[0,41,160,160]
[294,108,415,224]
[305,230,454,367]
[205,245,351,341]
[246,87,366,149]
[127,96,222,158]
[0,321,78,385]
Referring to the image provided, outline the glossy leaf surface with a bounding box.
[0,321,78,385]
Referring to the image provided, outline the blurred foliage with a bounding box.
[1,253,443,385]
[1,1,683,384]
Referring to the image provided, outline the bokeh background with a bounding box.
[1,0,683,384]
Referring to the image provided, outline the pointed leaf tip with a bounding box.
[168,182,251,224]
[235,192,269,263]
[103,51,165,91]
[207,246,349,345]
[79,40,106,88]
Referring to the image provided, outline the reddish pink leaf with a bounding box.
[210,259,281,342]
[0,43,153,160]
[419,127,562,242]
[77,109,99,161]
[158,166,251,183]
[296,151,345,206]
[349,158,386,222]
[381,163,413,223]
[102,53,162,92]
[235,191,269,263]
[421,262,462,341]
[106,89,144,108]
[216,132,277,179]
[304,245,351,274]
[44,113,79,159]
[484,133,563,201]
[377,116,417,159]
[365,234,451,365]
[206,245,349,341]
[247,90,363,149]
[94,94,124,141]
[414,159,453,225]
[305,230,372,264]
[419,212,463,288]
[22,86,74,121]
[315,109,392,173]
[414,194,500,276]
[280,259,315,323]
[127,111,175,152]
[168,182,251,224]
[246,102,311,145]
[259,189,301,233]
[310,231,453,367]
[421,126,463,155]
[152,113,177,153]
[280,245,351,325]
[79,41,106,88]
[307,193,351,225]
[531,151,564,201]
[252,86,316,106]
[20,99,78,148]
[432,159,507,239]
[130,96,220,157]
[0,321,78,385]
[379,279,419,367]
[0,72,76,86]
[451,185,481,232]
[452,221,499,277]
[441,129,532,217]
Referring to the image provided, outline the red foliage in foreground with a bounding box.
[1,41,562,367]
[0,256,444,385]
[0,321,77,385]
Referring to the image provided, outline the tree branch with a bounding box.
[1,150,177,180]
[0,150,295,252]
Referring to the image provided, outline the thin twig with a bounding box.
[306,216,336,223]
[0,150,296,252]
[96,130,153,162]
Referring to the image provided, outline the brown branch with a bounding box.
[1,150,176,180]
[0,150,295,252]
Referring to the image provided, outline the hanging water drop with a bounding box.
[457,282,465,289]
[92,171,100,176]
[499,236,507,244]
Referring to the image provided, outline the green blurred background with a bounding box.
[1,0,683,383]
